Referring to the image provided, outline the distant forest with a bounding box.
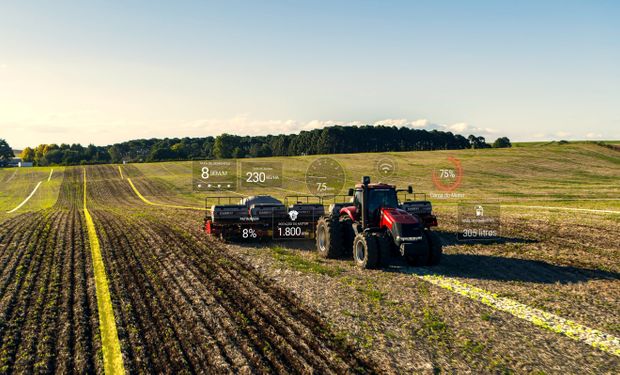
[17,125,511,166]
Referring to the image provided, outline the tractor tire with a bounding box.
[376,234,393,264]
[425,230,443,266]
[353,233,380,269]
[316,216,343,259]
[406,235,430,266]
[339,216,355,257]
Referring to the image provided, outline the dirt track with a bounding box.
[0,169,102,373]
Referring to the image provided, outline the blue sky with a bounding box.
[1,1,619,148]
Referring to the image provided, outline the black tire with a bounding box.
[316,216,343,258]
[353,233,380,269]
[406,235,430,266]
[339,216,355,257]
[376,234,393,264]
[425,230,443,266]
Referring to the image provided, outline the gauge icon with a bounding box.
[305,157,346,197]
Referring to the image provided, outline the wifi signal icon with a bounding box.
[380,163,392,174]
[376,158,396,177]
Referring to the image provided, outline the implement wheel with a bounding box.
[316,216,343,258]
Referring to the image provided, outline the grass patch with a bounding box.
[271,246,343,277]
[355,285,386,303]
[480,312,492,321]
[418,307,449,342]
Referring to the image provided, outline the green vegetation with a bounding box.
[0,139,13,165]
[0,167,63,219]
[19,125,504,165]
[270,246,343,276]
[125,142,620,210]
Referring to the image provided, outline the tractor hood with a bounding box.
[381,208,424,245]
[381,208,420,225]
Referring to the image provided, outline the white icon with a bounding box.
[197,183,202,188]
[475,205,484,217]
[288,210,299,221]
[379,163,393,174]
[376,158,396,177]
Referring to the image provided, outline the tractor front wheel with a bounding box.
[425,230,443,266]
[353,233,380,269]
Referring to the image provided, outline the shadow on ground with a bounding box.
[436,230,537,246]
[414,253,620,284]
[230,232,619,284]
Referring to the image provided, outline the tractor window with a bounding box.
[368,189,398,219]
[354,190,363,208]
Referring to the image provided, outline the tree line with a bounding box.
[13,126,511,166]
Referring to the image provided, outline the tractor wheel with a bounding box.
[425,230,443,266]
[406,235,430,266]
[376,234,393,264]
[352,233,380,269]
[339,216,355,257]
[316,216,343,258]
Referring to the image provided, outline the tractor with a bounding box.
[315,176,442,269]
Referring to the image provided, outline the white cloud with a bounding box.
[532,133,547,138]
[585,132,602,139]
[373,118,429,128]
[555,131,572,138]
[447,122,468,132]
[179,116,501,139]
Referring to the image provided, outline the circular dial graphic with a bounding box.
[305,157,346,197]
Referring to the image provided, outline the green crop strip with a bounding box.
[126,176,206,211]
[83,168,125,374]
[412,270,620,357]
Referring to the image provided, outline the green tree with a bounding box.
[0,139,14,165]
[0,138,15,162]
[20,147,35,162]
[468,135,490,149]
[213,134,235,159]
[492,137,512,148]
[171,142,188,158]
[108,145,122,163]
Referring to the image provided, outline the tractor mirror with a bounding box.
[348,188,354,196]
[407,186,413,194]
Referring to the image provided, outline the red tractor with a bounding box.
[315,176,442,269]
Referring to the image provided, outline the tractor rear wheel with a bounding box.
[316,216,343,258]
[353,233,380,269]
[339,216,355,256]
[425,230,443,266]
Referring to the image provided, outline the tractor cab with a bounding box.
[351,184,399,225]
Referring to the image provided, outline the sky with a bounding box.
[1,0,619,148]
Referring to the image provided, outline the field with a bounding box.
[0,142,618,373]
